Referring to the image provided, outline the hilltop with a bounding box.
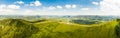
[0,18,120,38]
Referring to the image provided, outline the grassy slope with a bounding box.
[0,19,119,38]
[31,20,118,38]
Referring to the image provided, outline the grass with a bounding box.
[0,19,120,38]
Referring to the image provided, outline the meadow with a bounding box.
[0,16,120,38]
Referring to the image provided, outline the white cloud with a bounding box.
[57,5,63,9]
[34,1,42,6]
[29,1,42,6]
[65,4,77,9]
[0,4,20,11]
[14,1,24,4]
[0,4,21,15]
[65,5,72,9]
[92,2,99,5]
[30,3,34,6]
[48,6,56,10]
[0,8,20,15]
[72,5,77,8]
[8,5,20,9]
[99,0,120,16]
[100,0,120,11]
[81,8,90,10]
[23,9,36,15]
[0,4,6,8]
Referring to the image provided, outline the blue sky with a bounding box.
[0,0,100,9]
[0,0,120,15]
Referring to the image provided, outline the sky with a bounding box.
[0,0,120,15]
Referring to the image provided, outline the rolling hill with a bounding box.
[0,19,120,38]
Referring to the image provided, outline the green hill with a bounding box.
[0,19,120,38]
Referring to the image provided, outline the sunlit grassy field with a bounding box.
[0,18,120,38]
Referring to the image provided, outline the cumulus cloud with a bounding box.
[0,4,6,8]
[0,8,19,15]
[48,6,56,10]
[72,5,77,8]
[57,5,63,9]
[29,0,42,6]
[65,4,77,9]
[81,8,90,10]
[30,3,34,6]
[65,5,72,9]
[100,0,120,11]
[99,0,120,15]
[92,2,99,5]
[8,5,20,9]
[14,1,24,4]
[0,4,21,15]
[0,4,20,10]
[34,1,42,6]
[0,5,6,12]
